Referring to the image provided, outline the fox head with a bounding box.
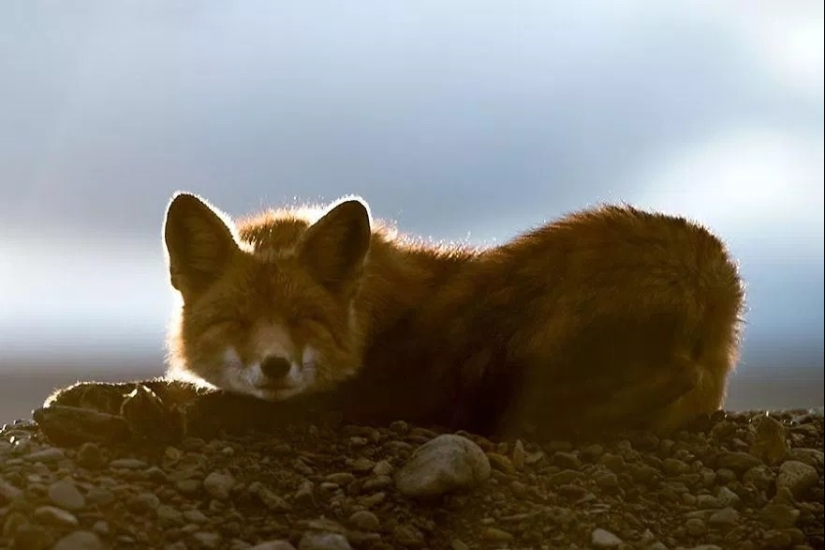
[162,192,372,401]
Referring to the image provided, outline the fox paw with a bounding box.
[36,381,188,447]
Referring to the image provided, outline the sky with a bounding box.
[0,1,823,398]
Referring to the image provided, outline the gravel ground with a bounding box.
[1,402,822,550]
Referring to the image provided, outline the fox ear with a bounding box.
[163,192,239,295]
[299,198,371,291]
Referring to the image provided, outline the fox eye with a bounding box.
[208,318,242,331]
[290,311,330,331]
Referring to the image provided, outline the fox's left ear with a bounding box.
[299,198,371,291]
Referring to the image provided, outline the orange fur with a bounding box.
[163,192,745,438]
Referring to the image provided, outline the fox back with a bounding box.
[163,193,745,438]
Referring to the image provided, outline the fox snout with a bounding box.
[260,356,292,381]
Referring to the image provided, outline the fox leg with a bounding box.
[574,354,702,434]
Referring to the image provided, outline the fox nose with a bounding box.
[260,356,291,380]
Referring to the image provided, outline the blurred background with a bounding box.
[1,1,822,422]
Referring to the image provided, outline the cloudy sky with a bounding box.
[0,1,822,392]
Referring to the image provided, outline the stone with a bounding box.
[591,528,623,548]
[395,434,491,498]
[48,479,86,511]
[203,471,235,500]
[53,530,104,550]
[776,460,818,498]
[298,531,352,550]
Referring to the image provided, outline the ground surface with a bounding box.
[1,405,823,550]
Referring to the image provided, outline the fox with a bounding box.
[44,192,745,441]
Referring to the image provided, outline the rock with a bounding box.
[24,447,66,463]
[258,488,292,512]
[203,471,235,500]
[480,527,514,542]
[788,447,824,470]
[109,458,147,469]
[743,465,775,492]
[776,460,818,498]
[53,530,104,550]
[392,524,425,547]
[183,509,209,523]
[250,542,297,550]
[749,415,789,464]
[716,486,741,508]
[395,434,491,498]
[75,443,105,469]
[486,452,516,474]
[512,439,526,469]
[157,504,183,524]
[48,479,86,511]
[299,531,352,550]
[591,528,623,548]
[33,506,78,527]
[718,451,763,473]
[708,507,739,526]
[553,451,583,470]
[662,457,690,475]
[348,510,380,531]
[594,471,619,490]
[0,478,22,502]
[11,524,52,550]
[372,460,393,476]
[760,503,800,528]
[192,532,222,549]
[685,517,707,536]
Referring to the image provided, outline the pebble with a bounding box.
[0,478,22,502]
[708,507,739,526]
[298,531,352,550]
[372,460,393,476]
[258,488,292,512]
[776,460,818,498]
[591,528,623,548]
[760,502,801,528]
[395,434,491,498]
[157,504,183,524]
[718,451,763,473]
[25,448,65,463]
[480,527,514,542]
[52,530,104,550]
[553,451,583,470]
[749,415,789,464]
[75,442,105,470]
[685,517,707,536]
[250,542,297,550]
[788,447,824,469]
[192,531,222,548]
[715,486,741,508]
[743,465,775,491]
[203,471,235,500]
[392,524,425,547]
[109,458,147,469]
[348,510,380,531]
[487,452,516,474]
[48,479,86,511]
[33,505,79,527]
[512,439,526,470]
[183,509,209,523]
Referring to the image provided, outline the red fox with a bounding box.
[156,192,744,438]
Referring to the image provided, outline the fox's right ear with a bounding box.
[299,198,371,292]
[163,192,239,296]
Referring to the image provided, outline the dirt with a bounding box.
[1,401,823,550]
